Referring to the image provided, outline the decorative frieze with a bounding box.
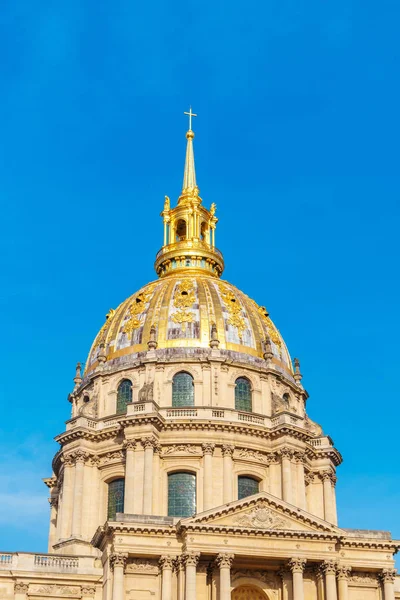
[163,445,201,455]
[125,559,159,574]
[233,505,287,530]
[28,584,81,596]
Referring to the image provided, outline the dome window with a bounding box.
[235,377,252,412]
[176,219,187,241]
[172,371,194,407]
[107,478,125,520]
[168,472,196,517]
[116,379,132,414]
[238,475,259,500]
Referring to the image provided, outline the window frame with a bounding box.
[167,471,197,518]
[107,478,125,520]
[237,475,260,500]
[234,376,252,412]
[172,371,195,408]
[116,379,132,414]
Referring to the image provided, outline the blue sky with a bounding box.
[0,1,399,561]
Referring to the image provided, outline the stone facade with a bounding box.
[1,123,399,600]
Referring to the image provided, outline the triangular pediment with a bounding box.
[180,493,343,534]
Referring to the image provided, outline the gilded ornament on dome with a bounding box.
[96,308,115,347]
[218,283,246,337]
[257,305,282,348]
[123,285,156,334]
[170,279,196,325]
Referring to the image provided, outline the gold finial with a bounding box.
[182,107,198,193]
[184,106,197,131]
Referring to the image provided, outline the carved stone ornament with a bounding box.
[350,572,378,585]
[222,444,235,458]
[233,505,288,530]
[141,436,157,450]
[125,559,159,574]
[81,586,96,597]
[28,584,81,596]
[14,582,29,593]
[216,553,235,568]
[173,556,185,573]
[183,552,200,567]
[279,448,294,460]
[233,570,278,589]
[138,381,154,402]
[48,496,59,508]
[124,440,137,451]
[380,569,397,583]
[321,561,337,575]
[288,558,307,573]
[110,553,127,570]
[163,444,201,455]
[100,450,124,464]
[336,565,352,580]
[237,449,271,464]
[202,443,215,455]
[159,556,175,570]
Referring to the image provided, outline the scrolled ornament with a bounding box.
[216,553,235,569]
[288,558,307,573]
[14,582,29,593]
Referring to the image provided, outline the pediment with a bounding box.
[180,492,343,534]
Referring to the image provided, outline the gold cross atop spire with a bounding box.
[184,106,197,131]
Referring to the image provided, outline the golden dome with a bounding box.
[85,275,293,378]
[85,114,294,380]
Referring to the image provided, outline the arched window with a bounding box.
[238,476,259,500]
[107,478,125,520]
[282,393,290,408]
[168,472,196,517]
[235,377,252,412]
[176,219,187,241]
[172,372,194,407]
[200,221,208,242]
[116,379,132,414]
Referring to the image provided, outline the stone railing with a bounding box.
[0,552,101,574]
[66,403,312,435]
[309,436,333,449]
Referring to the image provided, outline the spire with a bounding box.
[182,107,197,193]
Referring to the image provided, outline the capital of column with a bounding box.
[141,436,157,450]
[159,555,176,570]
[379,568,397,583]
[294,452,307,464]
[222,444,234,458]
[90,455,100,467]
[62,453,75,467]
[288,558,307,574]
[110,553,127,571]
[14,582,29,593]
[216,553,235,568]
[321,560,338,575]
[336,565,352,581]
[304,472,314,486]
[321,470,335,483]
[124,439,137,451]
[173,556,185,573]
[202,443,215,456]
[71,449,89,464]
[183,552,200,567]
[280,448,294,461]
[48,497,58,508]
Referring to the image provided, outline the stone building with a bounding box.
[1,118,399,600]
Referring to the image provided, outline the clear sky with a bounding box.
[0,1,399,562]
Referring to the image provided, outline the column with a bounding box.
[336,566,351,600]
[216,553,234,600]
[322,472,335,523]
[288,558,306,600]
[124,440,136,514]
[331,475,338,525]
[278,568,293,600]
[14,582,29,600]
[48,497,58,551]
[183,552,200,600]
[322,561,338,600]
[380,569,396,600]
[111,553,127,600]
[71,451,87,538]
[174,557,185,600]
[142,437,155,514]
[296,453,307,510]
[160,556,175,600]
[281,449,293,504]
[316,568,325,600]
[202,443,215,510]
[269,454,282,498]
[222,445,234,504]
[60,455,74,539]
